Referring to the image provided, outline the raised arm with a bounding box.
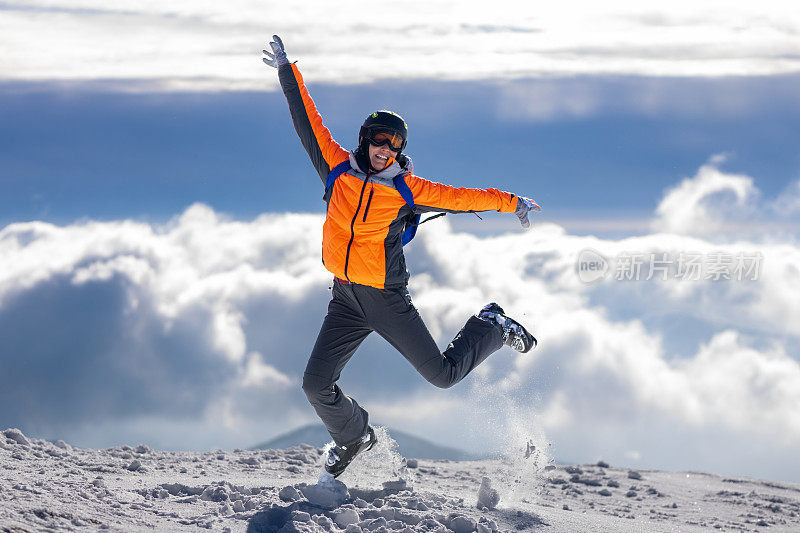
[263,35,349,184]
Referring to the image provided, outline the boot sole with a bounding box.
[505,317,537,353]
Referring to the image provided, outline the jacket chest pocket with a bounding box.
[362,187,375,223]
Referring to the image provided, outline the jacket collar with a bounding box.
[349,152,409,180]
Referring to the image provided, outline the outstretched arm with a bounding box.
[263,35,349,184]
[405,174,541,229]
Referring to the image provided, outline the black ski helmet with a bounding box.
[359,110,408,153]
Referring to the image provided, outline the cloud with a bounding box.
[0,206,325,448]
[395,203,800,479]
[2,1,800,91]
[650,155,800,239]
[652,156,757,234]
[495,75,800,121]
[2,160,800,480]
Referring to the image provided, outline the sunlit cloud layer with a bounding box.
[1,0,799,91]
[1,159,799,480]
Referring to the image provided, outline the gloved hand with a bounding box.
[396,153,414,174]
[515,196,541,228]
[262,35,289,68]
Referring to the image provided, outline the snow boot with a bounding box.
[324,426,377,478]
[478,303,537,353]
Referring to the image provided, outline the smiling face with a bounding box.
[368,142,398,171]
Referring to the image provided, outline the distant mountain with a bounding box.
[250,423,486,461]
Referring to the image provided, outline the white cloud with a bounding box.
[683,331,800,439]
[0,205,327,449]
[1,1,799,91]
[652,157,757,235]
[495,76,800,122]
[240,352,293,389]
[2,159,800,480]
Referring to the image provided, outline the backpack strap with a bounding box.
[325,160,352,198]
[392,173,415,208]
[393,173,422,246]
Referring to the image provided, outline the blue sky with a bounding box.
[2,1,800,484]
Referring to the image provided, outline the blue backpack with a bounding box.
[325,160,444,246]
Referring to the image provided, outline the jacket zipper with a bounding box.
[362,187,375,223]
[343,175,371,281]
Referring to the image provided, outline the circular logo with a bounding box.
[576,248,609,283]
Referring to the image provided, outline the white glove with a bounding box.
[262,35,289,68]
[515,196,541,228]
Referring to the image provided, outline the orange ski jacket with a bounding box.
[278,63,519,289]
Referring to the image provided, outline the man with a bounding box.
[263,36,540,477]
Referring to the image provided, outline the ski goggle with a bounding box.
[364,127,406,152]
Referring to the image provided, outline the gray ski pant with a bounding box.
[302,278,503,447]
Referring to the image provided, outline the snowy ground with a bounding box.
[2,427,799,532]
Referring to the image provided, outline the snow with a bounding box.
[477,478,500,510]
[297,474,348,510]
[2,427,800,532]
[3,428,30,447]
